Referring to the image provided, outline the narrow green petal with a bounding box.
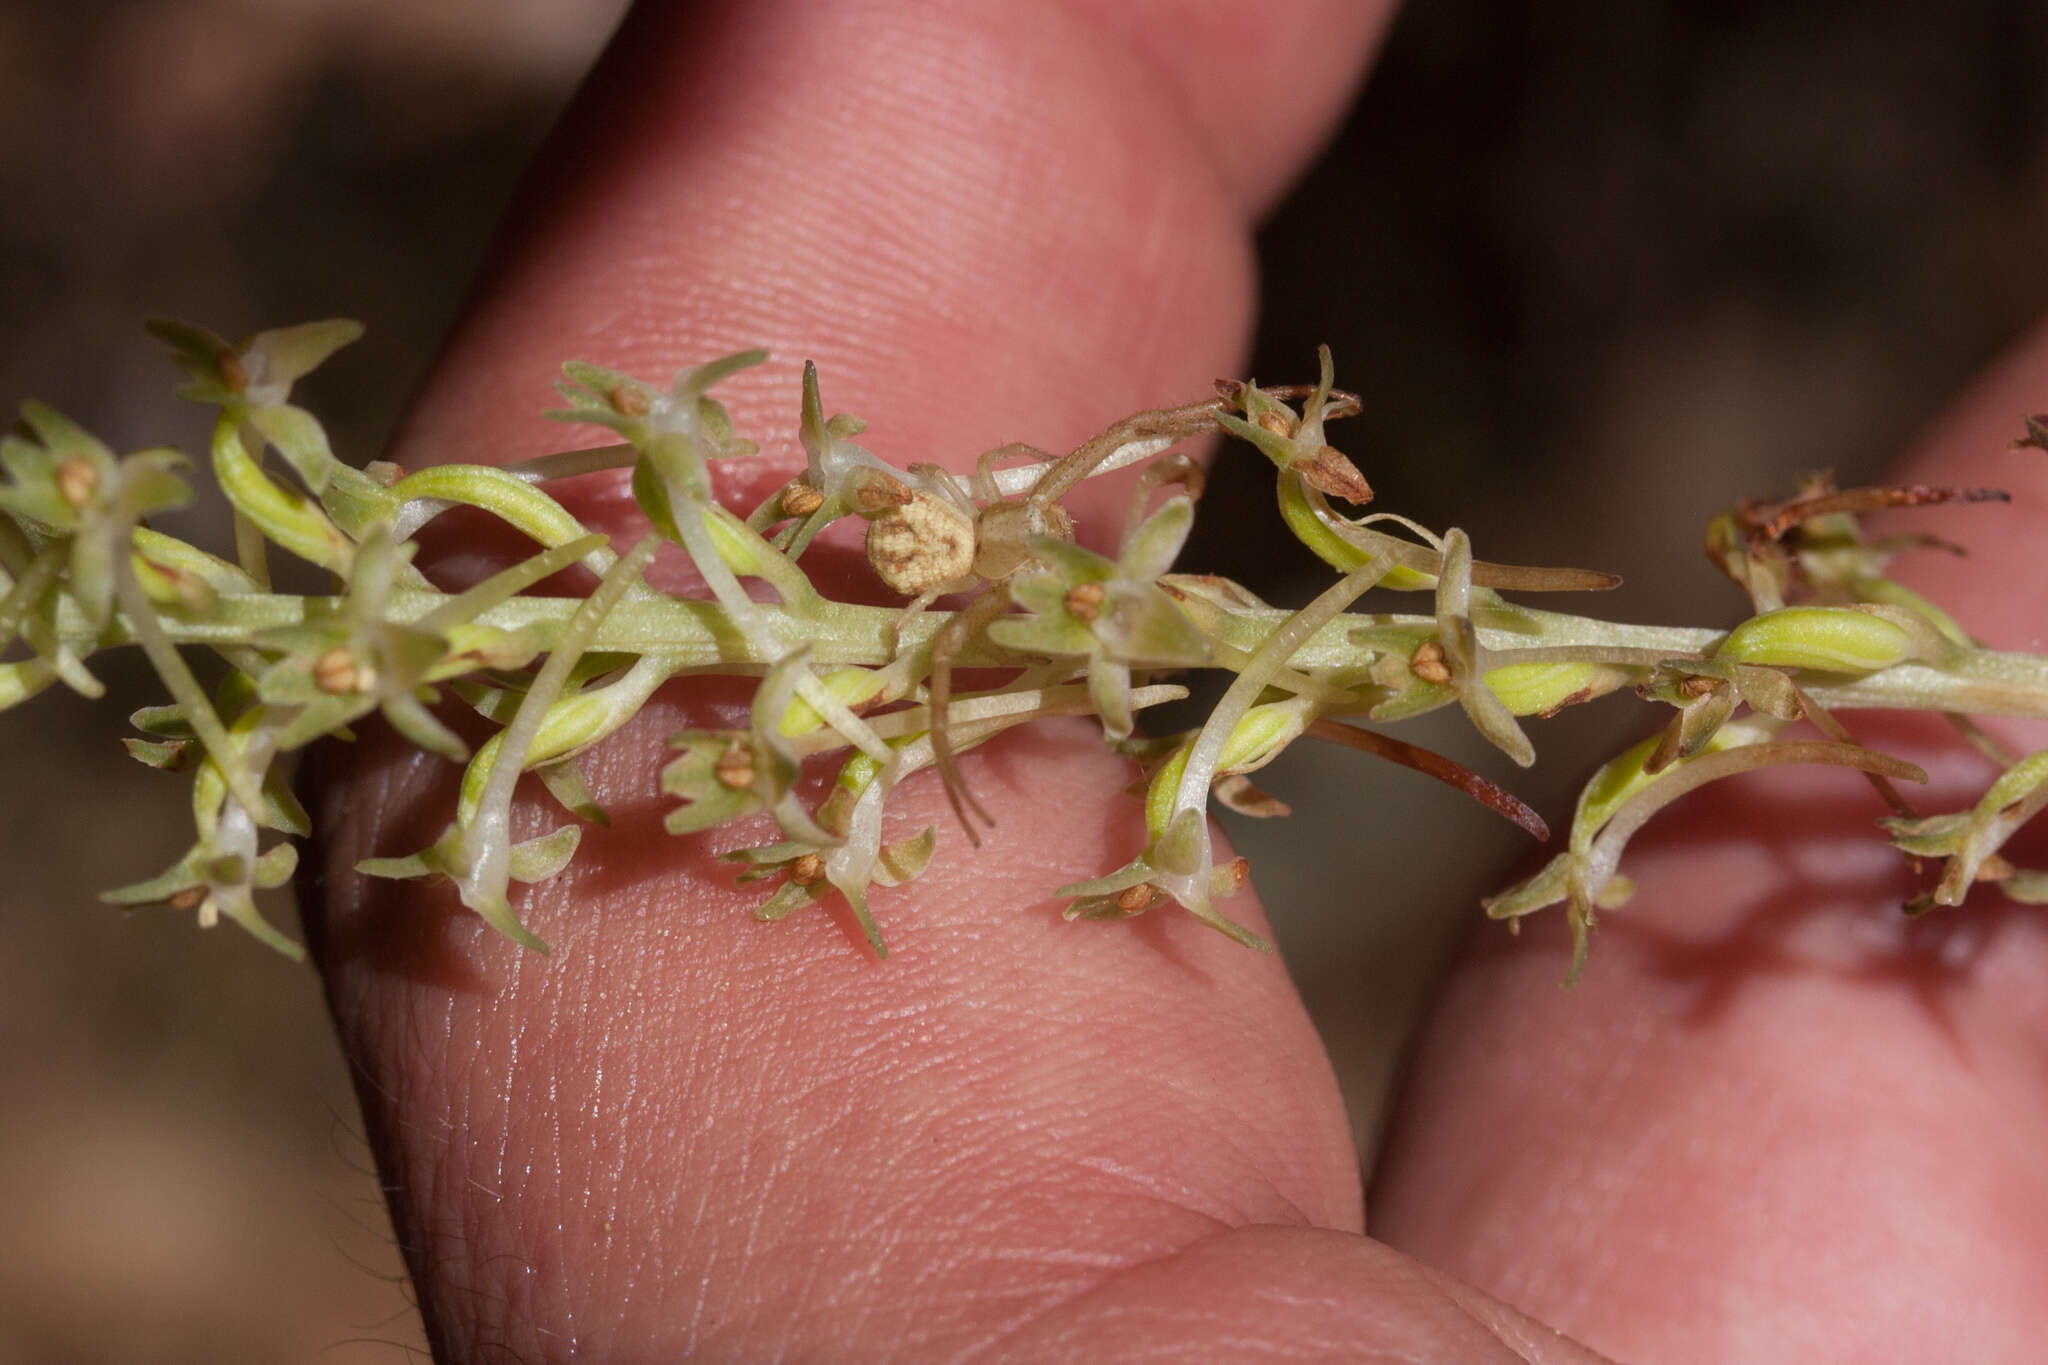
[1118,496,1193,582]
[1217,411,1297,467]
[145,317,235,382]
[19,401,115,466]
[1482,852,1573,920]
[354,851,437,880]
[251,842,300,889]
[507,826,582,883]
[986,614,1095,658]
[537,756,609,826]
[381,692,470,763]
[1056,859,1157,900]
[211,890,306,960]
[470,890,550,954]
[247,403,337,493]
[753,881,820,922]
[1088,654,1133,740]
[250,319,364,386]
[1028,537,1115,584]
[1098,585,1210,666]
[101,856,206,904]
[675,348,769,398]
[874,828,938,887]
[1006,569,1074,618]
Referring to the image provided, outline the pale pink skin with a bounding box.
[307,4,2048,1360]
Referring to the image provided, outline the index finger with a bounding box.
[309,3,1397,1359]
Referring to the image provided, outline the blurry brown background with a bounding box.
[4,2,2047,1359]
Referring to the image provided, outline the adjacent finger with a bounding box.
[1371,322,2048,1363]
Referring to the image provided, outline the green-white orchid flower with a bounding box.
[726,755,938,959]
[548,350,778,639]
[104,690,307,958]
[248,526,595,758]
[1217,345,1371,505]
[0,403,190,671]
[1882,749,2048,913]
[746,360,915,559]
[987,493,1208,739]
[148,317,364,495]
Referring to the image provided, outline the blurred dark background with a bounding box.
[4,2,2046,1358]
